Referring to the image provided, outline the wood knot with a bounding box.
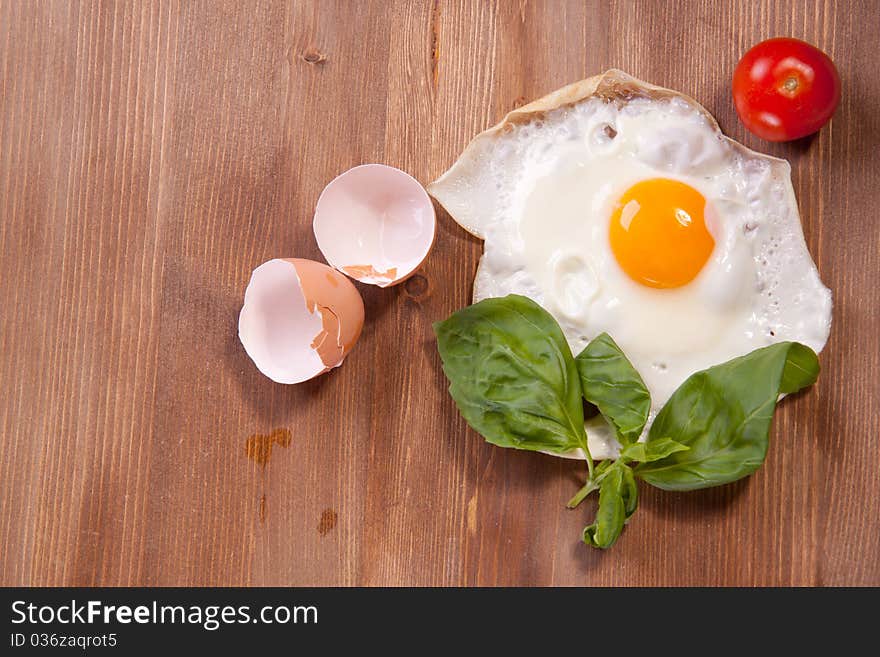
[403,273,430,299]
[302,49,327,65]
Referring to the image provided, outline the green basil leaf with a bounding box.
[583,463,637,549]
[434,295,588,455]
[619,437,690,464]
[635,342,819,491]
[779,342,822,393]
[620,464,638,518]
[575,333,651,445]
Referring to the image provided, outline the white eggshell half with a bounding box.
[313,164,436,287]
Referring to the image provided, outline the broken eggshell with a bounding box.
[238,258,364,384]
[313,164,436,287]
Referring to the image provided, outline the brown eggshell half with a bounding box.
[238,258,364,384]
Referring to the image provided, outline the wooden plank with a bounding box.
[0,0,877,586]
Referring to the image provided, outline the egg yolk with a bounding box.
[609,178,715,288]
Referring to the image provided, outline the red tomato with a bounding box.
[732,37,841,142]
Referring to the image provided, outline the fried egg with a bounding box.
[429,70,832,459]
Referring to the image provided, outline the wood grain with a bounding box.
[1,0,877,586]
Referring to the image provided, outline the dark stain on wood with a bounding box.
[245,428,292,468]
[317,509,338,536]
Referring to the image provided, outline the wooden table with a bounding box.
[2,0,877,587]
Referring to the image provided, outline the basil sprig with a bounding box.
[582,461,638,548]
[434,295,820,549]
